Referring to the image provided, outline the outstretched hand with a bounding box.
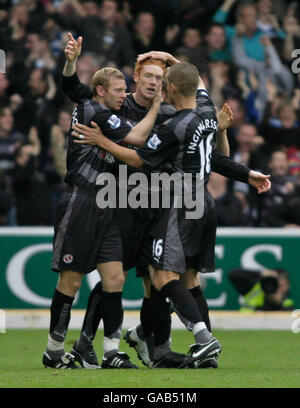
[249,171,271,194]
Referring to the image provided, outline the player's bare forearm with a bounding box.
[101,138,143,168]
[124,93,161,146]
[72,122,144,168]
[63,59,77,77]
[215,129,230,156]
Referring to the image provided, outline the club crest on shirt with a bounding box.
[107,114,121,129]
[147,133,161,150]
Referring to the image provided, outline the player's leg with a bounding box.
[124,272,154,366]
[70,280,103,369]
[43,270,84,369]
[153,268,221,367]
[125,270,174,367]
[98,261,137,368]
[178,269,218,369]
[180,269,211,332]
[44,186,88,369]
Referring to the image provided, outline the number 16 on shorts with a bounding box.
[153,239,163,263]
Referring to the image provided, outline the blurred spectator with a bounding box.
[8,93,23,115]
[228,267,294,311]
[223,96,247,153]
[282,3,300,62]
[25,32,56,71]
[50,110,69,182]
[132,11,160,55]
[76,53,99,85]
[46,0,136,70]
[175,27,207,71]
[260,150,298,227]
[207,172,244,226]
[213,0,266,61]
[204,22,231,62]
[17,68,57,147]
[209,60,240,109]
[256,0,286,39]
[12,143,52,226]
[0,167,14,226]
[231,123,268,225]
[233,34,294,112]
[0,73,10,107]
[22,0,48,33]
[232,123,267,171]
[260,101,300,154]
[0,107,24,176]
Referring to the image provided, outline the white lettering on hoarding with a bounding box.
[241,244,282,270]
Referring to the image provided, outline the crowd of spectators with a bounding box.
[0,0,300,227]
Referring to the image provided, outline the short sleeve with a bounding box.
[137,124,179,168]
[91,110,133,144]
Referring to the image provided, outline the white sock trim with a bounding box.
[47,334,64,351]
[192,322,207,336]
[103,337,120,354]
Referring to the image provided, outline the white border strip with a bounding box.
[217,228,300,237]
[3,310,294,330]
[0,227,54,236]
[0,227,300,237]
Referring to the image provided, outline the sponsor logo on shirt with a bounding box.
[107,114,121,129]
[147,134,161,150]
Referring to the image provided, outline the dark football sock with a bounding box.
[151,285,172,347]
[49,289,74,343]
[189,286,211,333]
[160,280,212,344]
[101,291,123,340]
[77,281,103,349]
[139,297,153,339]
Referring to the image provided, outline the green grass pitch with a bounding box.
[1,329,299,388]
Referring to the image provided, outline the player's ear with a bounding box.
[133,71,139,84]
[169,82,177,94]
[96,85,105,97]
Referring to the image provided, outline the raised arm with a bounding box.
[62,33,93,103]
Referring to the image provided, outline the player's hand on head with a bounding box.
[248,170,271,194]
[217,103,233,131]
[137,51,179,65]
[64,32,82,62]
[72,121,105,146]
